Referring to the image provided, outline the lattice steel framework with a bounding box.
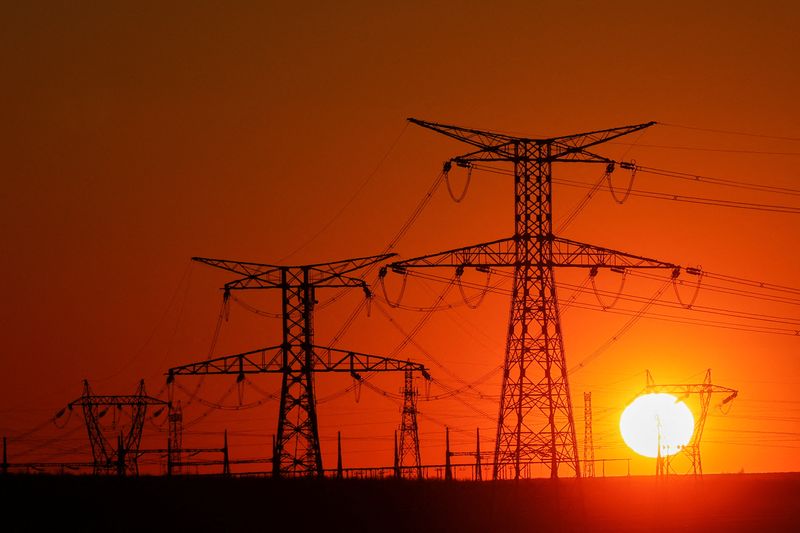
[645,369,737,476]
[390,118,684,479]
[68,380,168,475]
[167,400,183,475]
[170,254,429,477]
[398,369,422,478]
[583,391,595,477]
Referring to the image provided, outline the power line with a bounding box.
[659,122,800,142]
[554,176,800,214]
[472,162,800,213]
[610,142,800,156]
[635,165,800,198]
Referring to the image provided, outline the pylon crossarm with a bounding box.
[451,144,617,165]
[312,346,429,376]
[224,271,368,291]
[549,121,657,154]
[409,118,656,164]
[305,253,396,281]
[388,235,679,272]
[195,253,395,290]
[192,257,278,277]
[389,237,517,269]
[167,344,428,376]
[643,384,738,396]
[167,345,284,377]
[551,236,679,270]
[408,118,520,149]
[68,395,167,409]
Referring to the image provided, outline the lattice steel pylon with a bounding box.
[390,118,687,479]
[167,400,183,475]
[398,369,422,478]
[168,254,430,477]
[583,391,595,478]
[68,380,168,475]
[645,369,737,476]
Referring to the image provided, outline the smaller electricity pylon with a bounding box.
[167,400,183,475]
[168,253,430,477]
[398,369,422,479]
[68,380,168,476]
[583,392,595,477]
[645,369,738,476]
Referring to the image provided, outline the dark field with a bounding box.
[1,473,798,532]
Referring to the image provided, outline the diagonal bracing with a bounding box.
[169,254,430,477]
[390,118,691,479]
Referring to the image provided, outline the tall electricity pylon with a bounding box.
[398,369,422,478]
[168,254,430,477]
[645,369,737,476]
[390,118,684,479]
[583,391,595,478]
[68,380,168,475]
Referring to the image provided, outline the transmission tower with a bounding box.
[390,118,687,479]
[645,369,737,476]
[398,369,422,478]
[583,392,595,477]
[68,380,168,476]
[168,254,430,477]
[167,400,183,475]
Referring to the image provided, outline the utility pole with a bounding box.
[475,428,482,481]
[336,431,343,479]
[398,369,422,479]
[446,427,486,481]
[168,254,430,477]
[389,118,685,479]
[222,430,230,476]
[583,392,595,478]
[445,427,452,481]
[68,380,168,476]
[393,430,400,478]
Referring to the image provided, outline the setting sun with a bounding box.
[620,393,695,458]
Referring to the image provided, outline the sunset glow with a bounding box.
[620,393,695,458]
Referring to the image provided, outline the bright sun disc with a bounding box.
[620,393,694,458]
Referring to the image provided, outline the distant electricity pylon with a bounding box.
[167,400,183,475]
[583,392,595,478]
[645,369,737,476]
[67,380,168,476]
[398,369,422,478]
[390,118,690,479]
[168,254,430,477]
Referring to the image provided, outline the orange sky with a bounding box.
[1,1,799,476]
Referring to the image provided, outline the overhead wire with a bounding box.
[470,162,800,213]
[554,176,800,214]
[277,121,410,263]
[634,165,800,198]
[565,299,800,336]
[561,279,800,327]
[627,269,800,306]
[169,127,800,456]
[658,122,800,142]
[568,279,672,375]
[609,142,800,157]
[393,265,800,338]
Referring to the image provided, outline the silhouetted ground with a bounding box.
[1,472,798,532]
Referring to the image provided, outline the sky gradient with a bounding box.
[2,1,799,476]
